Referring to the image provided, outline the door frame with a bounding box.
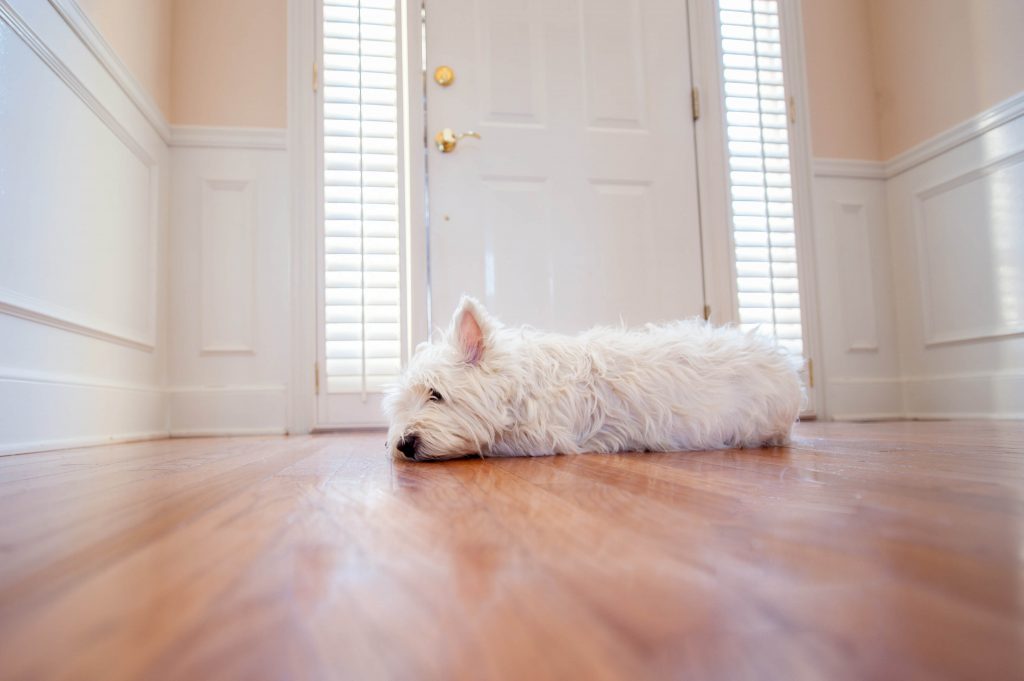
[287,0,823,432]
[288,0,429,432]
[687,0,824,416]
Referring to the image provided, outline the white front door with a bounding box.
[425,0,706,332]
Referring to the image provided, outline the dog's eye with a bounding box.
[428,388,444,402]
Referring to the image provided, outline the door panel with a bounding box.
[426,0,705,333]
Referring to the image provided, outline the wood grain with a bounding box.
[0,421,1022,680]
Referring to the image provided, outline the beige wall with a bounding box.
[171,0,287,127]
[78,0,1024,144]
[804,0,1024,161]
[77,0,173,117]
[802,0,882,160]
[78,0,286,127]
[866,0,1024,159]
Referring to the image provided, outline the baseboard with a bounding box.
[825,371,1024,421]
[0,373,167,455]
[902,371,1024,421]
[0,431,168,457]
[902,412,1023,421]
[169,427,287,438]
[167,385,289,435]
[825,377,905,421]
[828,412,908,422]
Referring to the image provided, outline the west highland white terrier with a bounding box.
[384,296,804,461]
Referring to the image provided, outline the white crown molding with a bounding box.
[170,126,288,150]
[814,91,1024,180]
[813,158,887,180]
[46,0,171,143]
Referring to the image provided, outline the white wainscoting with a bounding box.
[811,167,903,419]
[166,385,289,437]
[167,138,291,436]
[0,0,292,451]
[0,0,170,454]
[0,365,166,456]
[886,109,1024,419]
[813,91,1024,420]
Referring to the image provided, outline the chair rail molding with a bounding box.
[815,90,1024,181]
[44,0,172,142]
[170,126,288,150]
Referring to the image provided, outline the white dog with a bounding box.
[383,296,804,461]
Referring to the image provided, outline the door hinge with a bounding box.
[702,304,711,321]
[788,95,796,124]
[314,361,320,393]
[313,61,319,92]
[691,86,701,121]
[807,358,814,388]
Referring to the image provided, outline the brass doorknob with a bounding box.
[435,128,481,153]
[433,65,455,87]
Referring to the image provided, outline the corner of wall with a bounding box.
[165,131,291,436]
[811,159,904,420]
[813,91,1024,421]
[0,0,171,454]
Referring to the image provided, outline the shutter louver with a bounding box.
[718,0,804,357]
[323,0,402,394]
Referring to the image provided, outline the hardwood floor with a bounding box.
[1,421,1022,680]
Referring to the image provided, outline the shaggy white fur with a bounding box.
[383,296,804,461]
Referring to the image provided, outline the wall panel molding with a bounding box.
[833,201,879,352]
[0,1,157,165]
[199,179,257,354]
[168,144,291,436]
[810,170,902,421]
[0,0,159,351]
[911,149,1024,347]
[0,292,156,352]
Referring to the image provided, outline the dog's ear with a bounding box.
[451,296,491,364]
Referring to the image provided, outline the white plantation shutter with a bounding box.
[322,0,402,394]
[718,0,804,356]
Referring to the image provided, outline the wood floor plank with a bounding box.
[0,421,1022,680]
[0,438,324,619]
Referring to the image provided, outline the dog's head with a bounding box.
[383,296,508,461]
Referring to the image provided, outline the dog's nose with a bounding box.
[396,435,419,460]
